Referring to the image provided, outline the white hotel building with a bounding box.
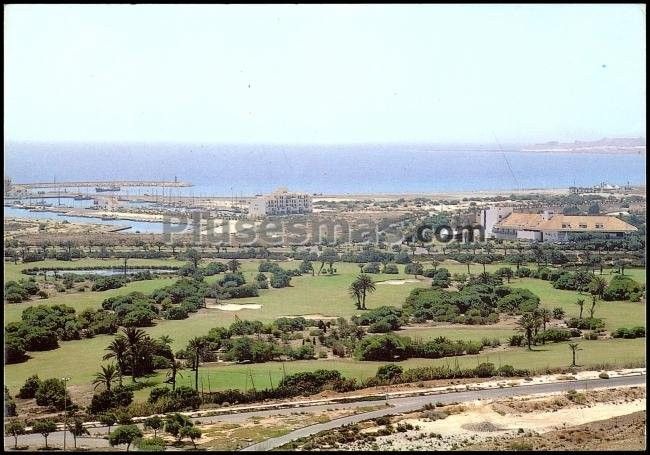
[248,187,313,218]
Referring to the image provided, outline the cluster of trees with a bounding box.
[403,283,539,325]
[354,333,484,361]
[5,304,82,363]
[611,326,646,339]
[16,375,74,411]
[4,278,42,303]
[352,306,404,333]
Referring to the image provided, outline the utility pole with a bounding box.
[62,376,71,451]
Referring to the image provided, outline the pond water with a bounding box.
[41,268,178,276]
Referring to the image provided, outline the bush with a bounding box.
[611,326,646,339]
[376,364,404,382]
[598,372,610,379]
[383,264,399,274]
[536,328,572,343]
[137,436,166,451]
[516,266,532,277]
[368,320,392,333]
[508,334,524,346]
[35,378,72,410]
[473,362,496,377]
[18,374,42,399]
[354,334,409,361]
[552,307,565,319]
[603,275,642,301]
[566,317,605,330]
[89,386,134,414]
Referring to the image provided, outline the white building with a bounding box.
[480,207,637,242]
[248,188,313,218]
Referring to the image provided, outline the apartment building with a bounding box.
[248,187,313,218]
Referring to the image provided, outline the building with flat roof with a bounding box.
[480,207,637,242]
[248,188,313,218]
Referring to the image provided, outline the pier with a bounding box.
[12,180,192,190]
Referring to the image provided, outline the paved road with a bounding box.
[6,374,645,451]
[241,374,647,451]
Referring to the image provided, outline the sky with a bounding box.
[3,4,646,144]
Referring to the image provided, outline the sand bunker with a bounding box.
[207,303,262,311]
[277,314,340,320]
[377,279,420,285]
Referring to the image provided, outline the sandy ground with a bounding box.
[376,279,421,285]
[278,314,341,320]
[206,303,263,311]
[324,385,646,451]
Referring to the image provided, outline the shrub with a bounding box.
[376,364,404,382]
[89,386,134,414]
[368,320,392,333]
[552,307,565,319]
[18,374,42,399]
[35,378,72,410]
[603,275,642,301]
[383,264,399,274]
[508,334,524,346]
[354,334,409,361]
[566,317,605,330]
[473,362,496,378]
[137,436,166,451]
[598,372,610,379]
[611,326,646,339]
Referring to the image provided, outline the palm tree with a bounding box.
[588,295,598,319]
[352,274,376,310]
[517,312,538,350]
[187,337,209,391]
[159,335,174,347]
[575,298,586,320]
[166,359,184,391]
[589,276,608,300]
[103,336,129,386]
[539,308,552,332]
[122,327,147,383]
[348,281,363,310]
[568,342,581,367]
[92,364,119,392]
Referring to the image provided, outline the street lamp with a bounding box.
[61,377,71,451]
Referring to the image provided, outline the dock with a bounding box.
[12,180,192,190]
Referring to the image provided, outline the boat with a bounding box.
[74,195,92,200]
[101,215,117,221]
[96,186,121,192]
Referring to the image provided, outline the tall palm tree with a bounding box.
[348,281,363,310]
[517,312,538,350]
[589,276,608,300]
[352,274,376,310]
[103,336,129,386]
[187,337,209,391]
[568,342,581,367]
[575,298,586,320]
[122,327,147,382]
[92,363,119,392]
[166,359,185,391]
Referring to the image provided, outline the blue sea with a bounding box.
[4,142,646,195]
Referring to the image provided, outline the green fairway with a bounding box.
[399,326,516,343]
[4,258,646,402]
[5,336,645,399]
[507,277,646,330]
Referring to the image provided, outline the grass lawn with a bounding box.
[399,326,516,343]
[506,277,646,330]
[142,337,646,398]
[4,258,646,400]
